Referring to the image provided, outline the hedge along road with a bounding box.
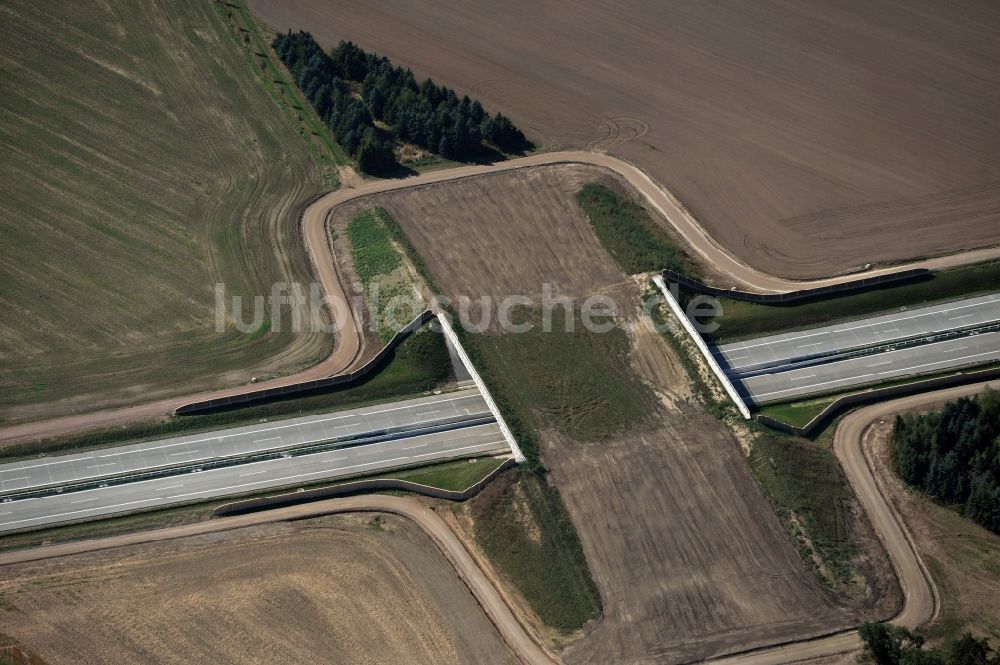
[3,381,995,665]
[5,150,1000,447]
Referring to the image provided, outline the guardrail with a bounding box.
[212,456,517,516]
[174,310,435,415]
[434,312,526,462]
[662,267,930,304]
[757,365,1000,437]
[653,275,751,419]
[0,414,496,501]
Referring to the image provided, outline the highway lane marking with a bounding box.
[160,485,184,490]
[950,314,974,320]
[401,443,429,450]
[753,338,1000,399]
[1,476,29,482]
[169,451,200,456]
[797,343,823,348]
[412,441,506,458]
[753,373,876,399]
[946,346,969,352]
[162,456,416,501]
[1,392,487,473]
[877,349,1000,375]
[239,470,268,477]
[721,295,1000,354]
[789,374,816,381]
[0,437,508,529]
[86,463,117,469]
[0,497,162,528]
[71,497,101,504]
[253,436,280,444]
[868,360,893,367]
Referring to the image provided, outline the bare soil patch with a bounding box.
[336,164,626,310]
[250,0,1000,279]
[0,514,514,665]
[351,165,893,660]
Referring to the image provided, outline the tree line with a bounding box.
[891,388,1000,533]
[272,31,527,173]
[859,622,999,665]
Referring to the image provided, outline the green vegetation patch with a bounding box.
[470,469,601,631]
[347,208,425,341]
[1,326,450,462]
[348,208,403,283]
[749,433,858,586]
[891,388,1000,534]
[703,260,1000,343]
[464,306,657,445]
[383,456,506,492]
[757,395,843,429]
[576,183,690,274]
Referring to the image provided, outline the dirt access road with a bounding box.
[5,151,999,446]
[4,381,994,664]
[251,0,1000,280]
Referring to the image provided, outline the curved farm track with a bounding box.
[4,151,1000,445]
[3,151,1000,663]
[3,381,995,664]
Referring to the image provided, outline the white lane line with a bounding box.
[7,392,487,471]
[2,476,30,482]
[163,456,416,500]
[723,295,1000,353]
[754,374,876,399]
[239,470,268,477]
[878,349,1000,375]
[946,346,969,352]
[253,436,280,444]
[868,360,893,367]
[401,443,429,450]
[412,441,506,459]
[86,463,117,469]
[0,512,10,516]
[0,497,162,528]
[71,497,101,504]
[789,374,816,381]
[797,342,823,348]
[160,485,184,490]
[322,457,346,464]
[950,314,974,320]
[169,451,200,457]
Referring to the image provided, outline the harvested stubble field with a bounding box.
[0,0,330,422]
[348,164,896,661]
[0,514,515,665]
[251,0,1000,279]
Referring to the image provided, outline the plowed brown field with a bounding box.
[250,0,1000,279]
[0,514,514,665]
[344,165,897,662]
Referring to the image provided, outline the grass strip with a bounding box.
[213,0,347,179]
[749,433,858,587]
[576,183,691,275]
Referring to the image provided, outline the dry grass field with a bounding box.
[0,514,515,665]
[351,165,897,661]
[250,0,1000,279]
[0,0,331,422]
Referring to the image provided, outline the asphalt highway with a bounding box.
[0,388,489,495]
[741,330,1000,404]
[715,293,1000,373]
[0,422,509,534]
